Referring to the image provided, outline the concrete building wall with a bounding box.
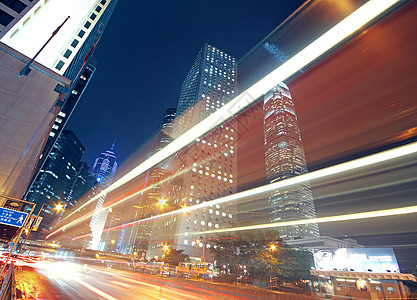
[0,42,70,202]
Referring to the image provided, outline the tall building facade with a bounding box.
[88,145,118,250]
[0,0,39,39]
[25,130,86,233]
[1,0,118,76]
[263,83,319,240]
[0,42,70,203]
[148,44,237,260]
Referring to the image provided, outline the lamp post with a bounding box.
[19,202,46,253]
[157,197,184,255]
[196,239,206,263]
[269,243,276,285]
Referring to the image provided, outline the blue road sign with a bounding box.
[0,207,28,227]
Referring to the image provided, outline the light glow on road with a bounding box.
[75,278,118,300]
[49,0,402,239]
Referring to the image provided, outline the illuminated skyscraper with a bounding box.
[88,144,118,250]
[148,44,237,260]
[25,130,85,234]
[263,83,319,240]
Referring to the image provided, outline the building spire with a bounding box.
[111,139,116,151]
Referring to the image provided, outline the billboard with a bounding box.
[314,248,400,273]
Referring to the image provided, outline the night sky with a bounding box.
[66,0,305,166]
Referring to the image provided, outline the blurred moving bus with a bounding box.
[176,262,214,279]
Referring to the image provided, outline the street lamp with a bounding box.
[157,197,167,208]
[269,243,276,285]
[55,203,64,212]
[156,197,184,256]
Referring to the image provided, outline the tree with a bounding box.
[163,248,189,266]
[210,230,314,282]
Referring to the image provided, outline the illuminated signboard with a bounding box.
[1,0,108,75]
[314,248,400,273]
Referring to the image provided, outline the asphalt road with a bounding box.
[14,263,311,300]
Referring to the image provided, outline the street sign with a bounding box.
[0,207,28,227]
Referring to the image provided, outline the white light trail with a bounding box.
[197,205,417,235]
[54,0,402,235]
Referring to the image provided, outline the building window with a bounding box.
[78,30,85,38]
[90,13,97,20]
[56,60,64,70]
[2,0,27,14]
[63,49,72,58]
[84,21,91,29]
[71,39,79,48]
[95,6,102,13]
[100,0,106,4]
[0,10,14,26]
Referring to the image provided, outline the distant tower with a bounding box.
[88,144,118,250]
[157,108,177,151]
[263,83,319,240]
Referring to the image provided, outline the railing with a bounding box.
[0,264,16,300]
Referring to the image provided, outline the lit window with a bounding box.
[71,39,79,48]
[63,49,72,58]
[56,61,64,70]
